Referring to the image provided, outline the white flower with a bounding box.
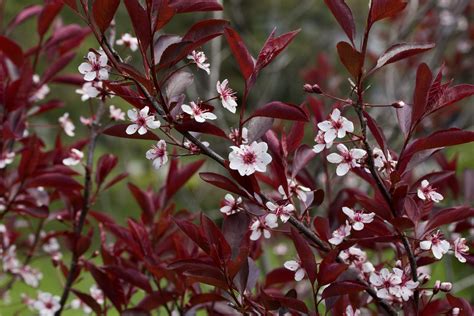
[392,268,419,301]
[33,292,60,316]
[75,82,100,101]
[71,298,92,314]
[18,265,42,288]
[146,140,168,169]
[42,237,60,255]
[216,79,238,113]
[284,259,305,281]
[327,144,366,176]
[344,305,361,316]
[372,147,397,174]
[181,102,217,123]
[342,207,375,231]
[78,51,109,81]
[278,179,311,203]
[2,246,20,273]
[420,230,450,260]
[0,151,15,169]
[369,268,402,300]
[109,105,125,121]
[266,201,295,223]
[220,194,243,215]
[317,109,354,143]
[340,246,374,274]
[187,50,210,75]
[183,139,209,154]
[62,148,84,166]
[328,221,351,245]
[249,214,278,241]
[30,74,50,102]
[58,112,75,137]
[126,106,161,135]
[229,127,248,144]
[80,116,94,126]
[116,33,138,51]
[229,141,272,176]
[417,180,443,203]
[313,130,333,153]
[453,237,469,263]
[90,284,104,304]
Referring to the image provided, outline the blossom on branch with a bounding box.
[181,102,217,123]
[249,214,278,240]
[327,144,366,176]
[229,141,272,176]
[342,207,375,231]
[284,259,305,281]
[126,106,161,135]
[146,140,168,169]
[420,230,450,259]
[317,109,354,143]
[417,180,443,203]
[116,33,138,51]
[187,50,210,75]
[217,79,238,113]
[62,148,84,166]
[78,51,109,81]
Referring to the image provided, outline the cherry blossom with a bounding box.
[75,82,100,101]
[18,265,43,287]
[266,201,295,223]
[80,116,95,126]
[30,74,50,102]
[42,237,60,255]
[187,50,210,75]
[229,127,248,144]
[372,147,397,174]
[339,246,374,274]
[229,141,272,176]
[71,298,92,314]
[327,144,366,176]
[146,140,168,169]
[90,284,104,304]
[109,105,125,121]
[220,194,243,215]
[181,102,217,123]
[278,179,311,203]
[2,246,20,273]
[313,130,333,153]
[344,305,361,316]
[453,237,469,263]
[216,79,238,113]
[184,139,209,154]
[284,259,305,281]
[417,180,443,203]
[32,292,61,316]
[249,214,278,240]
[317,108,354,143]
[116,33,138,51]
[342,207,375,231]
[420,230,450,259]
[369,268,402,299]
[58,112,75,137]
[0,151,15,169]
[78,51,109,81]
[452,307,460,316]
[328,221,351,245]
[62,148,84,166]
[126,106,161,135]
[392,268,419,301]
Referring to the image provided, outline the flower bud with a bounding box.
[303,83,322,94]
[433,280,441,294]
[391,100,406,108]
[440,282,453,292]
[452,307,460,316]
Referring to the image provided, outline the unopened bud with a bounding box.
[433,280,441,293]
[391,100,406,108]
[303,83,322,94]
[452,307,460,316]
[440,282,453,292]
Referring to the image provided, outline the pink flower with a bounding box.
[229,127,248,144]
[216,79,238,113]
[78,51,109,81]
[30,74,50,102]
[126,106,161,135]
[266,201,295,223]
[369,268,402,300]
[278,179,312,203]
[453,237,469,263]
[327,144,366,176]
[417,180,443,203]
[339,246,374,274]
[392,268,419,301]
[313,130,333,153]
[116,33,138,51]
[229,141,272,176]
[342,207,375,231]
[90,284,104,304]
[187,50,210,75]
[420,230,450,259]
[62,148,84,166]
[75,82,100,101]
[109,105,125,121]
[328,221,351,245]
[249,214,278,240]
[32,292,60,316]
[344,305,361,316]
[58,112,75,137]
[18,265,43,288]
[317,108,354,143]
[372,147,397,174]
[220,194,243,215]
[181,102,217,123]
[146,140,168,169]
[80,116,95,126]
[284,259,305,281]
[0,151,15,169]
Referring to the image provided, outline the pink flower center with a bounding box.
[332,119,343,129]
[242,151,257,164]
[137,116,146,126]
[92,62,101,71]
[153,147,165,158]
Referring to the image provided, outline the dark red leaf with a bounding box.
[136,291,175,311]
[38,1,63,37]
[175,121,227,138]
[71,290,102,315]
[255,29,300,73]
[165,159,205,201]
[152,0,175,31]
[224,27,254,80]
[264,267,296,287]
[199,172,248,197]
[323,0,356,42]
[424,207,474,235]
[96,154,118,186]
[291,145,316,178]
[106,266,153,293]
[188,293,226,307]
[369,0,407,25]
[103,124,160,141]
[290,228,317,284]
[321,280,366,298]
[336,41,362,79]
[371,43,435,73]
[27,173,83,191]
[251,101,309,122]
[169,0,222,13]
[0,36,24,67]
[437,84,474,110]
[92,0,120,33]
[6,5,42,34]
[411,63,433,126]
[363,111,386,150]
[128,183,155,223]
[88,264,124,311]
[124,0,151,50]
[446,294,473,316]
[41,51,76,84]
